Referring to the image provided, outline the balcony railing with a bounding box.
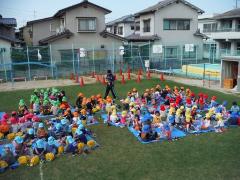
[203,27,240,33]
[219,49,240,57]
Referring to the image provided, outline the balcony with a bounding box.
[219,49,240,58]
[209,28,240,40]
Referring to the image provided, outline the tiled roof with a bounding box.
[0,18,17,27]
[106,15,135,26]
[39,29,73,45]
[0,34,17,42]
[126,33,160,42]
[54,0,111,17]
[100,30,126,41]
[214,8,240,19]
[135,0,204,16]
[27,17,54,25]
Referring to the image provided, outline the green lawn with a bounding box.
[0,79,240,180]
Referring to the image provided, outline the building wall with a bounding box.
[22,26,33,45]
[32,19,60,46]
[139,14,155,36]
[154,2,202,46]
[0,39,11,71]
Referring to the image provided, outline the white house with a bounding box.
[106,14,135,37]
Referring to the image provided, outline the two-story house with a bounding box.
[20,0,125,65]
[124,0,206,63]
[106,15,135,37]
[199,8,240,61]
[0,15,17,72]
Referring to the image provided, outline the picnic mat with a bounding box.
[128,126,186,144]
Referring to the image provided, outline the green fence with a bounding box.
[0,42,225,82]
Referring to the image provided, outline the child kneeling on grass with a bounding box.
[140,115,160,142]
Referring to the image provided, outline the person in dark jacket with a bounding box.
[104,70,117,99]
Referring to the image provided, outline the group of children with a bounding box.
[0,88,99,171]
[105,85,240,142]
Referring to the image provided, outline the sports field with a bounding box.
[0,79,239,180]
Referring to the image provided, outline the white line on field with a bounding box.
[39,161,44,180]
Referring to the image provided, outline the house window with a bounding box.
[203,23,217,32]
[164,19,190,30]
[165,47,178,58]
[118,26,123,35]
[78,18,96,32]
[131,26,134,30]
[143,19,151,32]
[60,18,65,27]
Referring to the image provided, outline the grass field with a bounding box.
[0,79,239,180]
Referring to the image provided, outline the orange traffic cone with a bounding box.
[160,73,165,81]
[147,70,151,80]
[91,72,95,78]
[139,68,143,75]
[75,74,79,83]
[80,77,84,87]
[96,75,100,82]
[136,74,141,83]
[127,71,131,80]
[119,68,122,76]
[127,66,131,74]
[70,73,74,80]
[102,75,106,85]
[121,74,126,84]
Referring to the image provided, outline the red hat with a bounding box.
[25,113,34,120]
[198,93,203,97]
[203,94,208,99]
[32,116,40,122]
[160,105,165,111]
[11,111,17,115]
[19,117,26,123]
[2,113,9,120]
[211,96,217,101]
[186,97,191,104]
[190,92,195,97]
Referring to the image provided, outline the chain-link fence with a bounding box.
[0,42,225,83]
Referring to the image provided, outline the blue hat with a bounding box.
[169,115,175,123]
[75,128,83,135]
[28,128,34,135]
[48,136,55,146]
[142,124,150,133]
[38,123,44,128]
[78,124,84,130]
[77,120,82,125]
[36,139,45,149]
[14,136,23,144]
[141,114,152,123]
[61,118,67,125]
[222,101,227,107]
[55,123,62,130]
[66,136,74,144]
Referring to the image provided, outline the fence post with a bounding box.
[195,45,198,64]
[2,52,7,81]
[180,45,183,68]
[164,46,166,69]
[49,44,54,79]
[92,45,95,74]
[26,46,31,81]
[203,63,205,86]
[72,44,75,75]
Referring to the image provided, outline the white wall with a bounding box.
[0,39,11,71]
[154,2,202,45]
[140,14,155,36]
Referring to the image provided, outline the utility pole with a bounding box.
[33,10,36,19]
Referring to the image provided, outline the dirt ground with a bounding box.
[0,73,238,96]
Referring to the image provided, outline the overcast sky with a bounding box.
[0,0,238,28]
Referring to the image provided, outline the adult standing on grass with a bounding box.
[104,70,117,100]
